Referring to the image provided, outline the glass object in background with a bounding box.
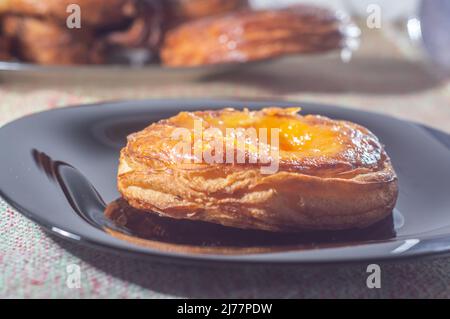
[344,0,418,21]
[345,0,450,77]
[419,0,450,74]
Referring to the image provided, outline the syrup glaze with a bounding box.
[104,198,396,255]
[125,108,385,177]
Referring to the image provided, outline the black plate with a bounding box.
[1,99,450,265]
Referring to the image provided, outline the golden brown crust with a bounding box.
[2,15,105,65]
[161,5,349,66]
[165,0,248,25]
[104,0,164,50]
[0,35,11,60]
[118,108,399,232]
[0,1,164,63]
[0,0,138,28]
[0,15,11,60]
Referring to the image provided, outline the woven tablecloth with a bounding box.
[1,26,450,298]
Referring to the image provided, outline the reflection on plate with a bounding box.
[104,198,397,255]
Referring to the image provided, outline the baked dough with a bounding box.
[161,5,350,66]
[0,0,138,29]
[2,15,105,64]
[0,1,164,64]
[0,35,11,60]
[165,0,248,26]
[118,107,398,232]
[104,0,164,50]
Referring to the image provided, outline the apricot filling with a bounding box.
[169,107,344,157]
[126,107,383,175]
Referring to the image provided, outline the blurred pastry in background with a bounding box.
[0,0,164,65]
[0,39,11,60]
[0,1,358,67]
[0,30,11,60]
[165,0,248,26]
[0,0,139,29]
[104,0,164,51]
[161,5,350,67]
[2,15,105,64]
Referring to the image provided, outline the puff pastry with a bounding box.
[118,108,398,232]
[0,35,11,60]
[161,5,350,66]
[165,0,248,25]
[1,15,105,65]
[104,0,164,50]
[0,0,138,29]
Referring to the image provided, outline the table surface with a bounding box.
[1,24,450,298]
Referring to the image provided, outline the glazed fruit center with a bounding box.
[204,110,344,155]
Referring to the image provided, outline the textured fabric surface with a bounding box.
[1,25,450,298]
[2,199,450,298]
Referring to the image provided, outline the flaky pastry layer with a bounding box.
[161,5,350,66]
[118,107,398,232]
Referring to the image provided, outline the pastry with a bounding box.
[2,15,105,64]
[0,0,139,29]
[165,0,248,25]
[104,0,164,50]
[161,5,350,66]
[0,35,11,60]
[0,16,12,60]
[0,0,164,64]
[118,107,398,232]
